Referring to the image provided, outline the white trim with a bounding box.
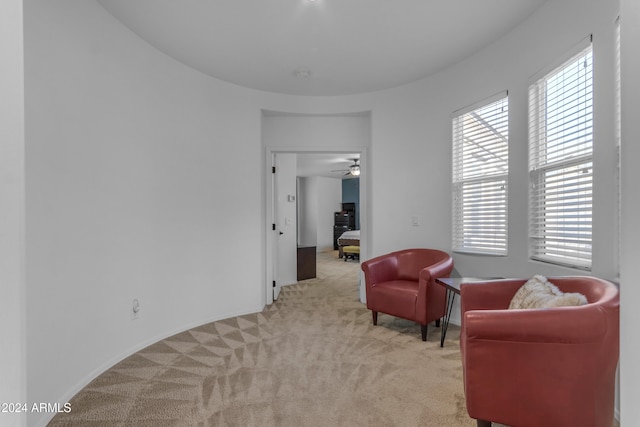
[263,146,370,306]
[452,93,509,256]
[451,90,508,118]
[527,42,594,270]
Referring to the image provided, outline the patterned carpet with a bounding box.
[49,250,476,426]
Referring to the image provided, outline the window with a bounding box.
[528,41,593,269]
[452,93,509,255]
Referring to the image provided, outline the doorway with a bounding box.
[265,149,368,306]
[261,110,371,306]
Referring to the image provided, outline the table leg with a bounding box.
[440,288,457,347]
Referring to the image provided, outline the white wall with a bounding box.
[297,177,317,247]
[19,0,631,425]
[261,113,372,151]
[297,176,342,251]
[24,1,264,425]
[620,0,640,423]
[316,177,342,251]
[0,1,26,426]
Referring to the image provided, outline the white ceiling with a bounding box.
[95,0,546,177]
[96,0,547,97]
[296,153,360,179]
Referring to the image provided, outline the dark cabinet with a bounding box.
[333,211,355,250]
[297,246,316,281]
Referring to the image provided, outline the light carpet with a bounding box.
[49,251,482,426]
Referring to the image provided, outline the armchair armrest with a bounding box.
[417,256,454,299]
[418,255,454,285]
[361,255,398,286]
[417,255,453,320]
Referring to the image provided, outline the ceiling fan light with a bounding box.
[350,164,361,176]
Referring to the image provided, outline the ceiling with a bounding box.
[96,0,547,97]
[95,0,546,178]
[296,153,360,179]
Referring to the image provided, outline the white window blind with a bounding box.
[452,93,509,255]
[528,42,593,269]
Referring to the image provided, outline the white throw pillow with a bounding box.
[508,275,588,309]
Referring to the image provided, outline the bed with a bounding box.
[337,230,360,258]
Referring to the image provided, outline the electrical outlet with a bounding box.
[131,298,140,320]
[412,216,421,226]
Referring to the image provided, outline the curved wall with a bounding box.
[23,0,622,425]
[1,0,26,423]
[24,1,267,425]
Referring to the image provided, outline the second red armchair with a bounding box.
[361,248,454,341]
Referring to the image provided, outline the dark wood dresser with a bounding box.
[297,246,316,280]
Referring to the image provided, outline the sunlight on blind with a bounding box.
[453,94,508,255]
[528,43,593,269]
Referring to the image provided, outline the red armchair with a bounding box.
[460,276,620,427]
[361,248,454,341]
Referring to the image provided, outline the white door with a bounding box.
[273,153,298,300]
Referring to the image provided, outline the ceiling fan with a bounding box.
[331,158,361,176]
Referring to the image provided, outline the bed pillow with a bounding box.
[508,274,588,309]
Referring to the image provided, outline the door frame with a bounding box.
[264,146,369,306]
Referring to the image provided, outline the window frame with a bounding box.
[528,39,594,270]
[451,92,509,256]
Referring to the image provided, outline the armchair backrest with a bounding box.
[550,276,619,305]
[396,249,449,281]
[362,248,453,284]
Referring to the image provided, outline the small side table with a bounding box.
[436,277,503,347]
